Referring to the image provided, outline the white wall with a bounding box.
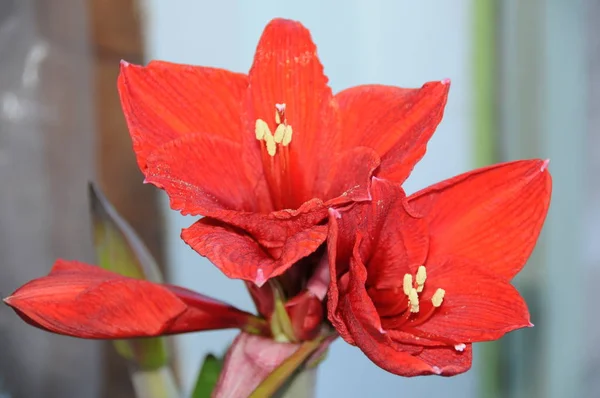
[143,1,475,396]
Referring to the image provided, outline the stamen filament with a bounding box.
[405,302,437,327]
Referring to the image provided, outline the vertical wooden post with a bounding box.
[88,1,163,262]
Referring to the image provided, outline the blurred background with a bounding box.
[0,0,594,397]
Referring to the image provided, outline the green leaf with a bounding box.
[191,354,224,398]
[113,338,170,371]
[88,183,169,370]
[88,182,162,282]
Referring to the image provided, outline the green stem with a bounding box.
[249,339,322,398]
[130,365,181,398]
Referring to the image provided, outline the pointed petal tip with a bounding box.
[528,322,535,328]
[3,296,13,305]
[259,18,312,41]
[254,268,266,288]
[120,59,130,68]
[328,207,342,219]
[441,78,451,85]
[266,17,305,28]
[540,158,550,172]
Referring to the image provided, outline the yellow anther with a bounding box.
[275,110,281,125]
[273,124,286,143]
[431,288,446,308]
[403,274,413,296]
[282,125,293,146]
[416,265,427,293]
[264,133,276,156]
[408,288,420,313]
[255,119,270,141]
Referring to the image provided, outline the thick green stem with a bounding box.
[130,366,181,398]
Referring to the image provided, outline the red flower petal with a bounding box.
[412,258,531,343]
[144,132,268,215]
[408,159,552,280]
[329,178,428,287]
[327,178,428,342]
[326,208,354,344]
[344,236,387,336]
[163,284,268,335]
[361,180,429,288]
[146,133,337,252]
[4,260,259,338]
[335,81,450,183]
[245,282,274,318]
[349,324,471,377]
[118,61,248,170]
[285,291,323,341]
[306,253,330,301]
[245,18,339,202]
[182,218,328,286]
[319,146,380,205]
[337,248,470,376]
[411,344,473,376]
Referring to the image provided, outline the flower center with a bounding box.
[401,265,445,316]
[377,266,465,351]
[362,264,466,351]
[254,104,296,209]
[378,265,445,328]
[255,103,293,157]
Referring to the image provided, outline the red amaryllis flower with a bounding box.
[117,18,449,286]
[327,159,552,376]
[4,260,268,338]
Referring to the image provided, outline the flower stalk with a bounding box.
[130,365,180,398]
